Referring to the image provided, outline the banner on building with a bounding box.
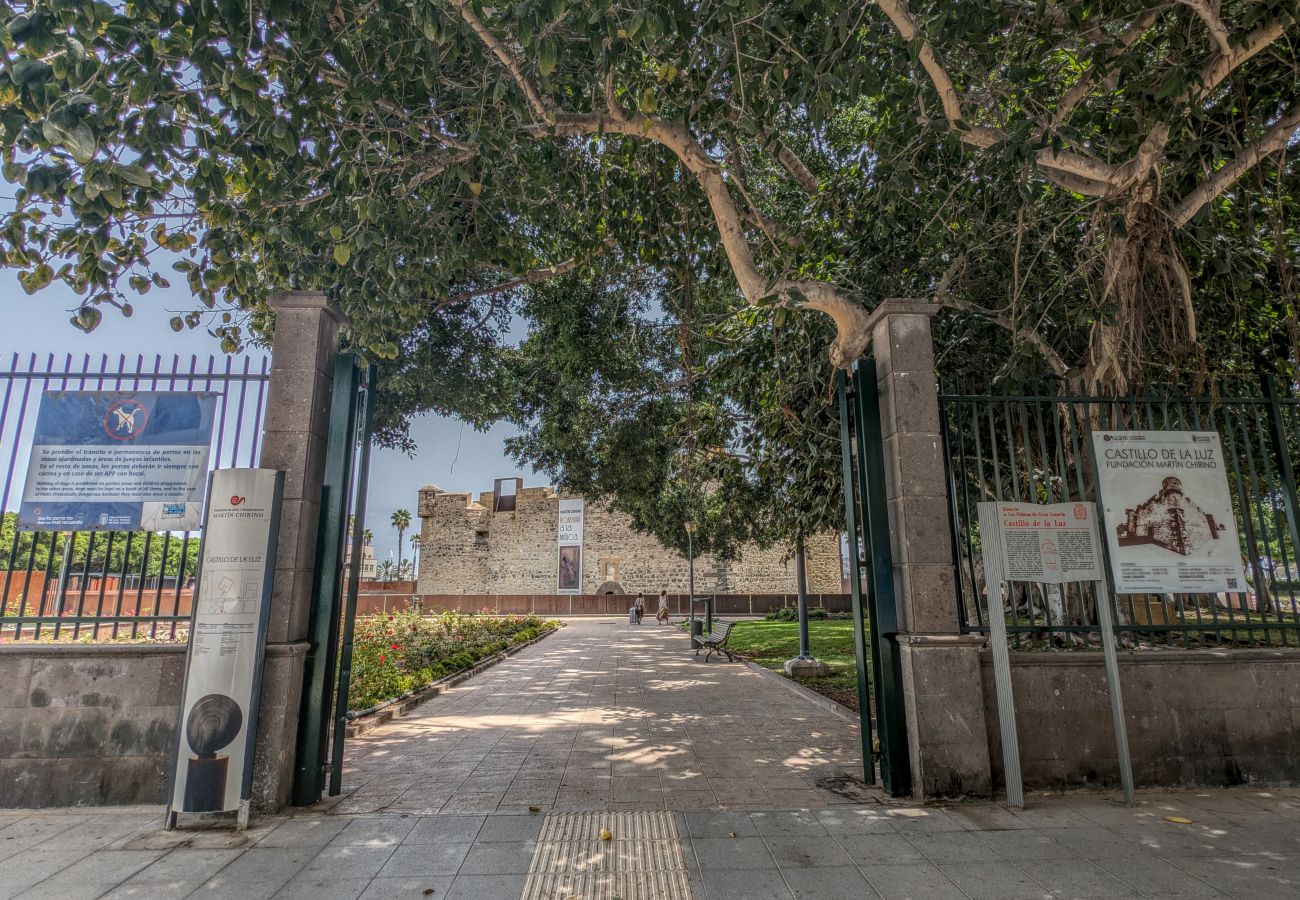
[19,390,217,531]
[557,498,584,593]
[985,501,1102,584]
[167,469,281,823]
[1092,431,1247,593]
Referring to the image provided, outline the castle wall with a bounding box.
[416,484,842,596]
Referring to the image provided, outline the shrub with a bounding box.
[347,610,558,711]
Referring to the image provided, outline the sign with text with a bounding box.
[20,391,217,531]
[989,501,1102,584]
[1092,431,1247,593]
[557,498,584,593]
[168,469,281,818]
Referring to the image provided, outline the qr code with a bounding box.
[1227,578,1239,589]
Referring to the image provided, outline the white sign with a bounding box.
[20,391,217,531]
[992,501,1102,584]
[1092,431,1248,594]
[557,498,584,593]
[169,469,282,820]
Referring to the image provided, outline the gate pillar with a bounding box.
[252,291,347,811]
[867,300,992,798]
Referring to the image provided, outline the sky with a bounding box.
[0,275,540,565]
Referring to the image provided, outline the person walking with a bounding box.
[656,589,669,624]
[633,592,646,624]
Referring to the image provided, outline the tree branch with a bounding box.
[935,293,1071,377]
[1050,6,1165,130]
[1172,102,1300,226]
[446,0,553,124]
[1193,21,1287,98]
[438,256,585,308]
[1176,0,1232,56]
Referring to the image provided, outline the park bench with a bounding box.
[697,620,737,662]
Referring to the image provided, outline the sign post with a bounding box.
[166,469,282,830]
[20,391,217,531]
[977,501,1133,806]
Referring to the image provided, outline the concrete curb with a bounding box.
[345,623,564,738]
[737,656,864,727]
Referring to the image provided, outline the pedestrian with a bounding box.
[633,592,646,624]
[656,589,669,624]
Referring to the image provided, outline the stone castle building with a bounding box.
[416,480,842,596]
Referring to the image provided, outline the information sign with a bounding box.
[993,502,1102,584]
[167,469,281,826]
[1092,431,1247,593]
[20,391,217,531]
[557,498,584,593]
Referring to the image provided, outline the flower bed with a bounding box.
[348,609,559,711]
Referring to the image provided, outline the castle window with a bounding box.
[474,530,489,547]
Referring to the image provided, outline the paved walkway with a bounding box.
[3,619,1300,898]
[328,618,869,816]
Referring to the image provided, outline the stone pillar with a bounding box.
[252,291,346,811]
[867,299,992,798]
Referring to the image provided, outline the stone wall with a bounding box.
[980,648,1300,789]
[0,645,184,807]
[416,484,842,596]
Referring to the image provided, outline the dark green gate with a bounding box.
[292,356,375,805]
[838,361,911,797]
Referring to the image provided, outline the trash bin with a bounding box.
[690,619,704,649]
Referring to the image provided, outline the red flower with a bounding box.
[379,654,386,664]
[390,643,400,650]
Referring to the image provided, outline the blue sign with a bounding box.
[20,391,218,531]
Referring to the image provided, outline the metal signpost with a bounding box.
[166,469,282,830]
[19,390,217,531]
[977,501,1133,807]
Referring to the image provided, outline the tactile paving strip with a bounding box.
[521,811,693,900]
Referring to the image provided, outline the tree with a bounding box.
[409,532,421,576]
[377,559,396,585]
[390,509,411,581]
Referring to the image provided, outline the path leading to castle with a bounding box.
[6,620,1300,899]
[330,617,871,816]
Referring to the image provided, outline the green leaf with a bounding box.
[333,243,352,265]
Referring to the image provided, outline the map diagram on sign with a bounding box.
[198,569,260,616]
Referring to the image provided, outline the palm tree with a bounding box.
[409,533,421,576]
[362,529,373,545]
[377,559,396,584]
[391,509,411,582]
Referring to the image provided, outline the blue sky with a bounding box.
[0,275,540,564]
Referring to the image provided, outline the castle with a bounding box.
[416,479,842,596]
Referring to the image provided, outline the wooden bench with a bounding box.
[697,620,737,662]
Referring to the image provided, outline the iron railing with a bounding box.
[939,375,1300,648]
[0,352,270,641]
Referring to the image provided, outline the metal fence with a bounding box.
[939,375,1300,648]
[0,352,270,641]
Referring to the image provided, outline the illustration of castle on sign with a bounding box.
[1116,476,1227,556]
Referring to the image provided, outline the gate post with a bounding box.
[252,291,347,811]
[867,300,992,798]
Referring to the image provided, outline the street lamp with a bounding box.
[685,522,698,646]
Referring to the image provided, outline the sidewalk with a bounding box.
[2,620,1298,898]
[2,788,1298,898]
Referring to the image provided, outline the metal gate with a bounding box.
[837,361,911,797]
[292,356,375,805]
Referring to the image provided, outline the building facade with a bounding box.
[416,481,842,596]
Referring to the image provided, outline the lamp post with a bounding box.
[685,521,698,646]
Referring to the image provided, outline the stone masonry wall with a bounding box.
[981,649,1300,789]
[0,645,185,807]
[417,484,842,596]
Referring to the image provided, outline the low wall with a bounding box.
[0,644,185,807]
[981,648,1300,790]
[406,592,852,617]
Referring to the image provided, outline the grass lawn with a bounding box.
[724,619,868,712]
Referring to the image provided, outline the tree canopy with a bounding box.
[2,0,1298,550]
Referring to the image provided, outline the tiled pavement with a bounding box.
[326,618,871,815]
[3,619,1300,898]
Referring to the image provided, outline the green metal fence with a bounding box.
[939,375,1300,648]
